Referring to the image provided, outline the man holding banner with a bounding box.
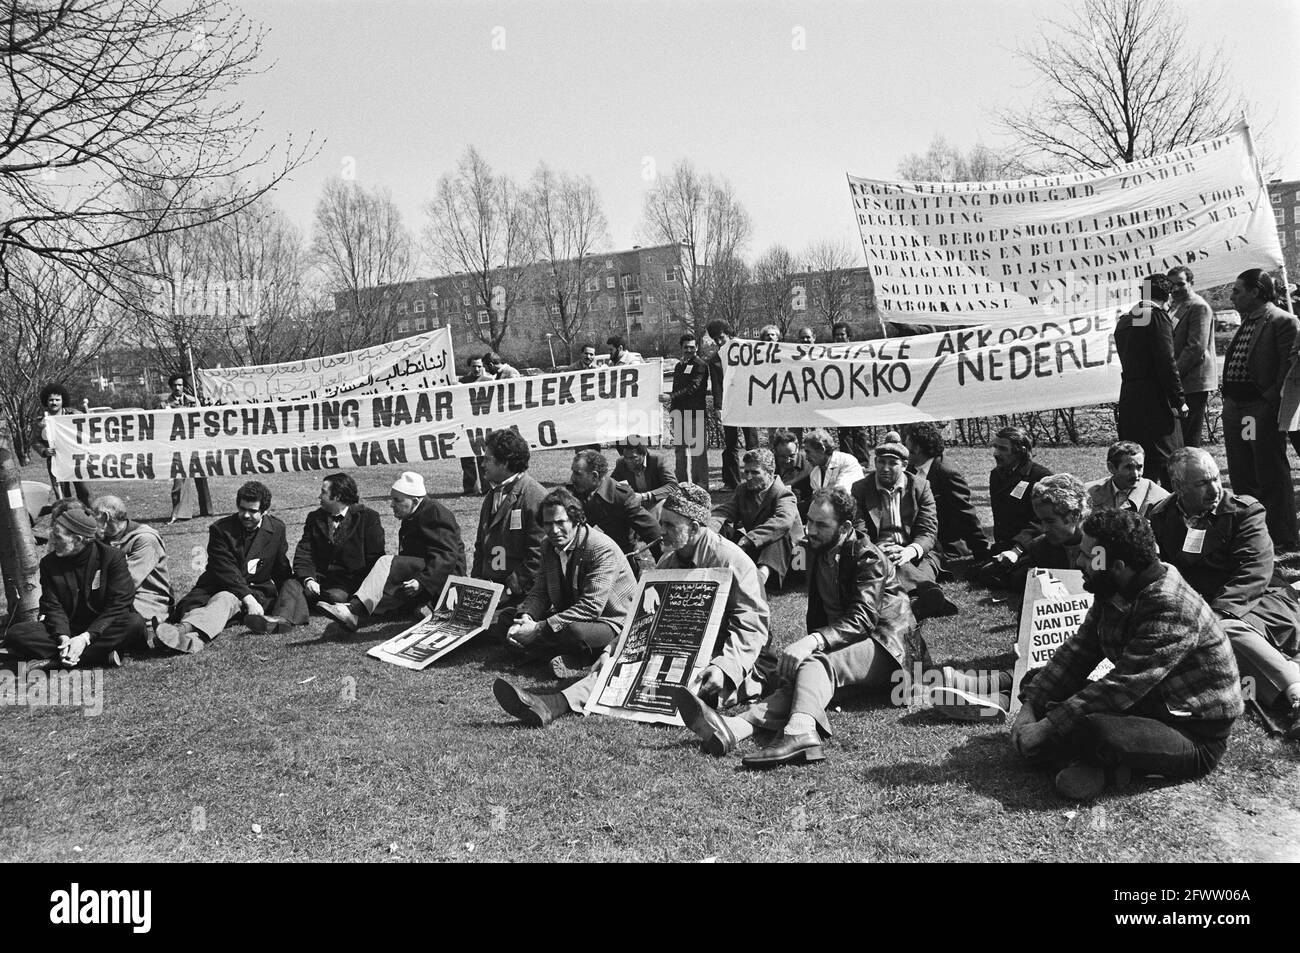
[1012,509,1242,801]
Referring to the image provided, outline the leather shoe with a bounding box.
[318,602,359,631]
[741,731,824,768]
[913,583,959,620]
[245,614,290,635]
[492,678,568,728]
[1054,760,1131,801]
[1280,705,1300,742]
[670,686,736,757]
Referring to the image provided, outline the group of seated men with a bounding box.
[5,418,1298,801]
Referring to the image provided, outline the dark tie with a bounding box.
[330,515,344,542]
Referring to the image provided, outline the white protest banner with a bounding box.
[367,576,503,670]
[849,123,1282,326]
[585,569,731,726]
[198,326,456,404]
[48,361,664,480]
[719,315,1120,428]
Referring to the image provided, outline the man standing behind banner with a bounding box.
[606,334,642,366]
[705,320,758,490]
[1223,269,1298,550]
[1168,267,1216,449]
[1114,274,1186,487]
[831,322,870,465]
[152,481,292,652]
[473,429,547,631]
[277,473,385,627]
[459,356,492,495]
[318,472,466,632]
[30,383,90,506]
[161,374,211,521]
[665,332,710,487]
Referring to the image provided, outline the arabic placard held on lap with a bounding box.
[584,568,731,726]
[199,326,456,404]
[1008,568,1111,717]
[367,576,503,670]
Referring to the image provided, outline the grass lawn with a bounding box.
[1,442,1298,862]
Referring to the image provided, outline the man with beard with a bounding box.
[1146,448,1300,740]
[493,483,774,728]
[4,503,146,667]
[678,487,925,767]
[709,448,803,590]
[1083,440,1170,516]
[1011,508,1243,800]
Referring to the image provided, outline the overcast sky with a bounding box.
[238,0,1300,267]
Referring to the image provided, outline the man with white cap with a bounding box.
[319,471,465,630]
[4,501,146,667]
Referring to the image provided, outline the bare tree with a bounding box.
[526,163,608,362]
[0,251,115,458]
[803,240,862,333]
[710,253,752,339]
[751,245,797,337]
[998,0,1248,174]
[640,160,751,337]
[425,147,534,353]
[0,0,313,294]
[312,177,414,350]
[897,136,1012,181]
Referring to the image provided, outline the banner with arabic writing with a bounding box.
[197,326,456,404]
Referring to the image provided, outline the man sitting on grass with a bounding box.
[277,473,386,628]
[494,483,774,728]
[92,494,173,626]
[472,429,547,636]
[568,449,661,574]
[318,472,465,632]
[977,474,1089,592]
[678,488,925,768]
[1083,440,1170,516]
[1012,508,1243,801]
[709,448,803,590]
[978,425,1052,567]
[153,481,292,652]
[4,502,146,668]
[612,440,678,513]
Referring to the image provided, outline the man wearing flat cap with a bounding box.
[851,430,955,619]
[153,481,292,652]
[4,502,147,667]
[709,447,803,590]
[320,471,465,631]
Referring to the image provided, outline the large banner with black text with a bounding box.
[849,123,1282,326]
[197,326,457,404]
[49,362,664,480]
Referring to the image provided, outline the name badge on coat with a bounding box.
[247,557,261,574]
[509,509,523,531]
[1182,529,1206,554]
[1009,481,1030,500]
[91,571,101,590]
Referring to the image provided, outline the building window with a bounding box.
[396,301,408,314]
[584,277,599,292]
[1273,192,1283,205]
[462,295,471,307]
[604,258,613,269]
[620,273,638,290]
[414,317,428,331]
[605,276,616,290]
[413,299,425,313]
[463,312,473,325]
[478,309,490,325]
[1276,210,1285,225]
[665,267,677,282]
[549,304,560,317]
[1282,232,1289,247]
[624,292,642,313]
[396,320,410,335]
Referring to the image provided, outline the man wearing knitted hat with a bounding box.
[153,481,292,652]
[4,502,146,667]
[851,431,956,619]
[709,448,802,590]
[319,471,465,631]
[493,482,775,727]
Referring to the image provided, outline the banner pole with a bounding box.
[187,343,201,404]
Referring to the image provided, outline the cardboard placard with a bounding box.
[583,569,731,726]
[367,576,503,670]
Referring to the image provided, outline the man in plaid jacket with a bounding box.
[1013,508,1243,801]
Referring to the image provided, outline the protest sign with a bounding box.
[198,326,456,404]
[48,361,665,480]
[718,313,1120,427]
[367,576,503,670]
[584,569,731,726]
[1007,568,1111,718]
[849,123,1282,326]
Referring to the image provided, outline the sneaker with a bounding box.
[318,602,360,631]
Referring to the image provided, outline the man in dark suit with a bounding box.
[569,449,660,573]
[459,356,490,494]
[831,322,870,464]
[152,481,292,653]
[612,441,677,511]
[1114,274,1187,486]
[705,320,757,489]
[709,448,803,589]
[772,429,812,516]
[473,428,547,631]
[851,431,955,618]
[985,425,1052,559]
[277,473,385,627]
[4,503,146,667]
[1148,449,1300,740]
[905,423,990,561]
[1222,269,1299,549]
[665,331,710,486]
[319,471,466,631]
[1168,267,1216,448]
